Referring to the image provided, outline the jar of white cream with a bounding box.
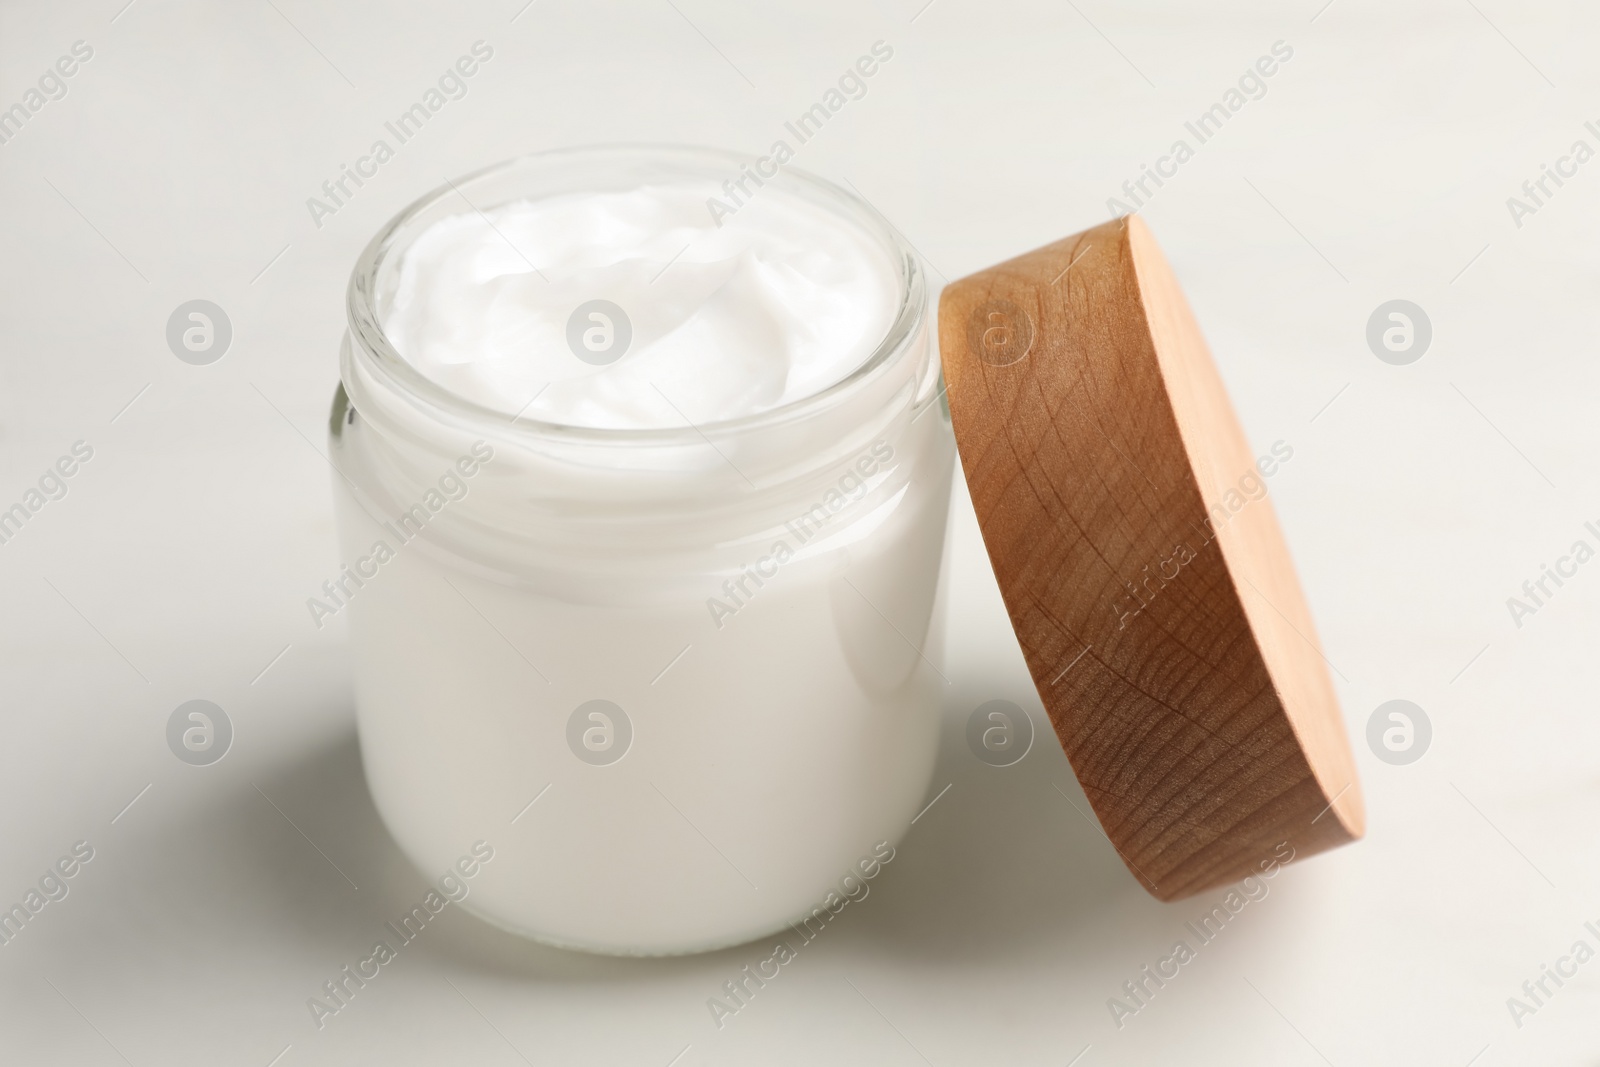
[332,145,953,955]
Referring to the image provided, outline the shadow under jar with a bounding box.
[329,145,955,955]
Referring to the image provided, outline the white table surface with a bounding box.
[2,0,1597,1063]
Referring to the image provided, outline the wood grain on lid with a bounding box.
[938,215,1363,900]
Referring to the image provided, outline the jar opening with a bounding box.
[345,144,928,446]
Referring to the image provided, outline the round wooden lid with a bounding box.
[938,216,1363,900]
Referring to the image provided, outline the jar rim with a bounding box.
[344,143,929,446]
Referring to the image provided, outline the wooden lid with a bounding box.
[938,216,1363,900]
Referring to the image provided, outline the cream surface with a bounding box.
[382,183,900,429]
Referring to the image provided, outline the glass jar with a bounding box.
[330,145,954,955]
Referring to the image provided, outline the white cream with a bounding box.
[381,183,901,429]
[336,152,954,955]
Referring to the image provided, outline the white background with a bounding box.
[1,0,1597,1063]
